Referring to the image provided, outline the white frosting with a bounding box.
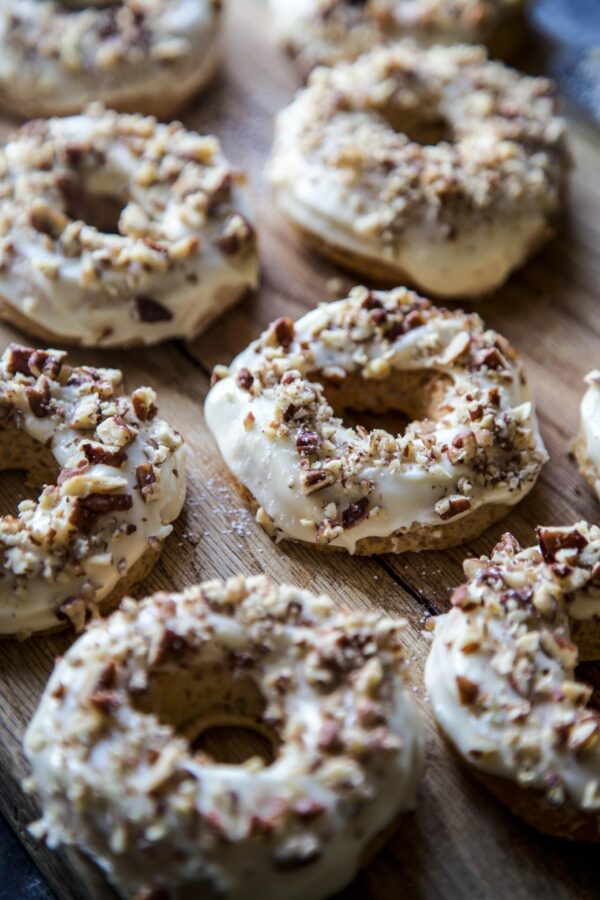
[205,288,547,553]
[0,110,258,347]
[426,524,600,815]
[0,347,186,636]
[580,370,600,499]
[25,576,424,899]
[276,182,546,297]
[0,1,222,117]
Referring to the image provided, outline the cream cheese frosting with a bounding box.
[25,575,424,899]
[269,42,568,298]
[0,343,186,637]
[205,286,547,554]
[577,370,600,500]
[0,107,258,348]
[426,524,600,828]
[0,0,222,118]
[269,0,525,71]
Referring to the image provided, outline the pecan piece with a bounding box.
[83,443,127,468]
[300,468,336,495]
[134,295,173,323]
[456,675,479,705]
[236,368,254,391]
[131,387,158,422]
[71,492,133,533]
[537,527,588,563]
[272,317,294,350]
[435,495,471,520]
[90,691,119,716]
[5,344,35,376]
[295,430,320,455]
[136,463,158,501]
[342,497,369,529]
[26,376,51,418]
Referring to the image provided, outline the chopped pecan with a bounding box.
[316,720,344,754]
[28,350,65,380]
[134,295,173,323]
[26,376,51,417]
[300,468,336,495]
[90,691,119,716]
[5,344,35,376]
[71,492,133,533]
[436,495,471,520]
[537,527,588,563]
[342,497,369,529]
[236,368,254,391]
[55,596,87,632]
[151,629,188,666]
[493,533,521,556]
[95,663,116,691]
[83,443,127,468]
[213,214,254,255]
[136,463,158,501]
[473,347,506,370]
[131,388,158,422]
[293,799,325,820]
[456,675,479,705]
[296,430,320,455]
[272,317,294,350]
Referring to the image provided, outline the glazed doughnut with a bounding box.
[0,106,258,348]
[205,286,547,555]
[426,523,600,840]
[269,0,526,73]
[25,574,424,899]
[0,343,185,637]
[573,371,600,502]
[0,1,222,119]
[269,43,568,298]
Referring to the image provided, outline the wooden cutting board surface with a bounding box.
[1,2,600,898]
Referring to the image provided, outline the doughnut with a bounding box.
[426,523,600,841]
[0,343,185,637]
[269,43,568,299]
[0,1,222,119]
[0,106,258,348]
[269,0,526,73]
[205,285,547,555]
[24,574,424,899]
[573,371,600,502]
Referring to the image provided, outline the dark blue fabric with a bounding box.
[0,815,53,899]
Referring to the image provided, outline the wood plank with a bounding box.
[0,1,599,898]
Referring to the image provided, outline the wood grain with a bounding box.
[1,1,599,897]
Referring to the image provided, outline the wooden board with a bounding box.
[1,1,600,897]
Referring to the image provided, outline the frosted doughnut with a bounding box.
[0,106,258,348]
[0,1,222,119]
[269,43,568,299]
[205,286,547,555]
[426,523,600,840]
[573,371,600,502]
[0,343,185,637]
[269,0,526,73]
[24,574,424,899]
[269,0,525,73]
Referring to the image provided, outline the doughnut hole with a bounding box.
[131,651,280,766]
[60,174,128,235]
[0,417,59,516]
[378,103,454,146]
[320,368,453,437]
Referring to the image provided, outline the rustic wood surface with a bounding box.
[1,1,600,897]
